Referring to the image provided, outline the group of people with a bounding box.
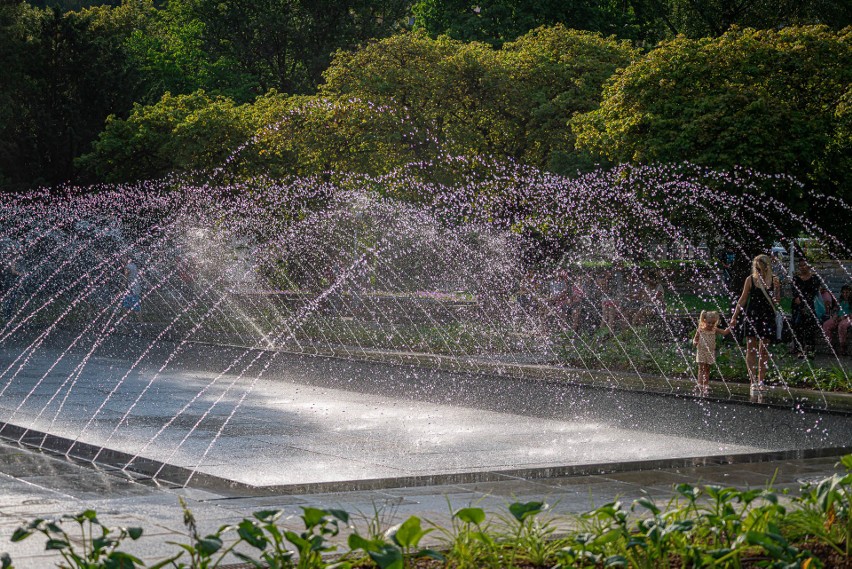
[518,266,666,335]
[695,253,851,395]
[0,253,142,325]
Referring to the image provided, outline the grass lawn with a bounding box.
[667,293,793,313]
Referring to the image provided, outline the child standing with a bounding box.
[693,310,730,394]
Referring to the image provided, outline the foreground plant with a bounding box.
[3,456,851,568]
[786,455,852,560]
[9,509,144,568]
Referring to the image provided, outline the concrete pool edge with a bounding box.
[2,420,850,498]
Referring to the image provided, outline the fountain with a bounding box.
[0,161,850,494]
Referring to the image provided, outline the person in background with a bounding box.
[816,285,835,323]
[770,251,789,341]
[790,257,822,359]
[729,254,780,392]
[822,285,851,356]
[718,245,736,298]
[1,257,22,323]
[122,255,142,322]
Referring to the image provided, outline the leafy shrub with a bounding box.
[5,455,851,568]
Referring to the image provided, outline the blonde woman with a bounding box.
[729,254,780,392]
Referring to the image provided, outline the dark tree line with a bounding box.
[0,0,849,193]
[0,0,412,189]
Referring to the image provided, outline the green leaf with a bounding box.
[45,523,62,534]
[93,536,114,550]
[301,507,328,529]
[348,533,373,551]
[196,536,223,556]
[508,501,545,522]
[76,510,99,523]
[594,529,624,545]
[10,528,32,542]
[253,509,282,523]
[675,483,700,500]
[604,554,628,567]
[104,550,144,568]
[127,527,143,540]
[415,548,445,561]
[368,545,403,569]
[454,507,485,525]
[326,508,350,523]
[393,516,431,549]
[633,496,660,515]
[1,552,12,569]
[237,521,267,550]
[45,539,69,551]
[284,530,310,551]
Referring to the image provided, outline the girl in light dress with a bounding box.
[693,310,731,394]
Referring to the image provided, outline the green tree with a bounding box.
[321,27,635,175]
[247,93,422,182]
[412,0,642,45]
[663,0,852,38]
[0,0,158,190]
[76,90,253,182]
[412,0,852,46]
[572,25,852,231]
[499,25,637,172]
[123,0,226,103]
[0,1,45,189]
[142,0,414,99]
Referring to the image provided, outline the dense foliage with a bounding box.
[1,0,850,239]
[572,26,852,225]
[411,0,852,44]
[0,0,411,189]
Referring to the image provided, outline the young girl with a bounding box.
[693,310,731,393]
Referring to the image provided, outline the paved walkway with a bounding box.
[1,336,851,567]
[1,442,848,568]
[2,339,850,492]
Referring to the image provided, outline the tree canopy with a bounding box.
[572,26,851,206]
[320,27,636,174]
[80,26,636,184]
[411,0,640,46]
[1,0,851,245]
[570,25,852,238]
[412,0,852,45]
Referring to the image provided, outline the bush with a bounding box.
[5,455,851,568]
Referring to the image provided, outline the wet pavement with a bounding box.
[1,441,849,568]
[1,336,851,566]
[2,339,851,492]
